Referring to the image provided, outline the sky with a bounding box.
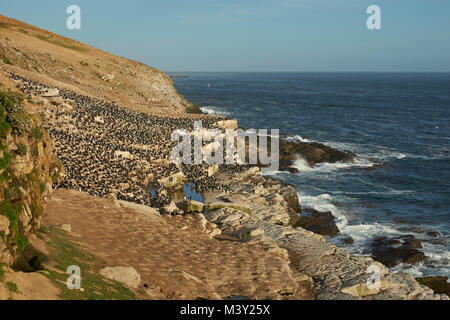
[1,0,449,72]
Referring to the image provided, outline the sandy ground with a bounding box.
[41,189,314,300]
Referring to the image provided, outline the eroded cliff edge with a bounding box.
[0,14,447,300]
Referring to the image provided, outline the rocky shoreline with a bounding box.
[5,71,448,300]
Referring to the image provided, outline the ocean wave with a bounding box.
[291,155,375,173]
[200,105,230,116]
[296,191,407,248]
[298,190,449,278]
[331,188,415,196]
[284,135,311,143]
[296,192,349,230]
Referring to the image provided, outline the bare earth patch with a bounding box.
[40,189,314,300]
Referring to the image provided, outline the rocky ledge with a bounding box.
[200,166,448,300]
[279,138,358,173]
[3,72,448,300]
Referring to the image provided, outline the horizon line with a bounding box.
[164,70,450,73]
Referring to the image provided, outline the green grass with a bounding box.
[31,126,43,140]
[39,182,46,193]
[40,228,139,300]
[0,263,7,281]
[0,92,23,112]
[15,143,27,157]
[0,92,30,135]
[1,56,12,65]
[6,281,19,293]
[1,197,22,230]
[0,150,11,169]
[13,234,28,253]
[185,103,203,114]
[35,34,83,52]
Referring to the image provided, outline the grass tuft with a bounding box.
[39,228,138,300]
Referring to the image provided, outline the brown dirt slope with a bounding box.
[40,189,314,300]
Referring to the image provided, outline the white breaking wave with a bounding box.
[284,135,311,143]
[292,156,313,172]
[200,106,230,116]
[391,245,450,278]
[297,189,449,278]
[296,191,403,248]
[296,192,348,230]
[291,155,375,173]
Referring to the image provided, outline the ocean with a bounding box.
[170,72,450,279]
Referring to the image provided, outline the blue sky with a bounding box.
[1,0,449,72]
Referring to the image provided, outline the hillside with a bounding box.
[0,14,195,117]
[0,15,447,301]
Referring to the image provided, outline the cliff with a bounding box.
[0,14,197,117]
[0,14,447,300]
[0,88,61,265]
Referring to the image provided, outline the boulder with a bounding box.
[294,209,339,236]
[370,235,428,267]
[217,119,238,130]
[94,116,104,124]
[164,201,178,214]
[114,150,133,159]
[158,172,185,189]
[60,224,71,233]
[184,200,204,213]
[99,266,141,288]
[101,74,115,81]
[0,215,10,232]
[41,88,59,97]
[278,139,357,171]
[415,276,450,296]
[207,164,219,177]
[228,227,264,240]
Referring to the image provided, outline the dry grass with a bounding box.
[0,14,196,117]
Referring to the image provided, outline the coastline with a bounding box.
[0,14,447,299]
[1,66,446,300]
[194,108,448,299]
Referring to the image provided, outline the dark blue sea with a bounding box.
[170,72,450,278]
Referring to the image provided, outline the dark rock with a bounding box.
[415,276,450,296]
[342,236,354,245]
[278,139,358,172]
[358,161,389,171]
[370,235,428,267]
[426,231,441,238]
[294,208,339,236]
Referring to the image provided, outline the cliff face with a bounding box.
[0,15,446,300]
[0,90,61,266]
[0,15,188,117]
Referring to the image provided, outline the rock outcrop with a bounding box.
[0,91,61,266]
[202,166,448,300]
[279,138,358,172]
[370,235,428,267]
[294,208,339,236]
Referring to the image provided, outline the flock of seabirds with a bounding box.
[9,72,252,215]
